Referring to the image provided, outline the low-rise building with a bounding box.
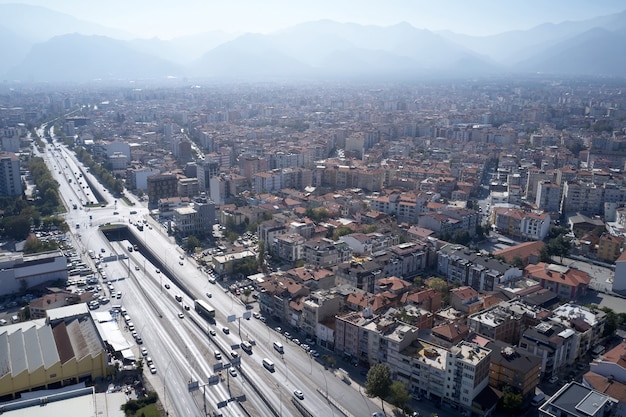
[0,250,68,297]
[525,263,591,299]
[539,382,619,417]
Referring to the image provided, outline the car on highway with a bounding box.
[135,265,140,270]
[155,269,160,273]
[253,312,260,319]
[209,329,216,336]
[293,390,304,400]
[230,351,239,358]
[141,347,148,356]
[175,295,182,302]
[164,284,170,289]
[222,327,230,334]
[206,292,212,298]
[113,211,119,215]
[179,261,183,266]
[184,305,190,311]
[214,351,222,359]
[149,365,157,374]
[178,312,184,319]
[229,368,237,377]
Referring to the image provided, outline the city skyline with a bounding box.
[1,0,625,40]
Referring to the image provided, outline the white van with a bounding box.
[241,341,252,353]
[262,358,275,371]
[531,393,546,406]
[273,341,284,353]
[0,319,7,326]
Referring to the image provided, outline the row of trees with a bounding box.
[29,157,62,215]
[74,146,124,196]
[0,158,68,241]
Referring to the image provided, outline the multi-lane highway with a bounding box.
[38,129,383,417]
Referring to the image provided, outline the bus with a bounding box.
[194,299,215,320]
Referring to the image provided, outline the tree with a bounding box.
[184,235,201,253]
[365,363,392,411]
[23,235,58,254]
[427,277,448,293]
[511,255,525,269]
[600,306,618,337]
[501,386,523,411]
[332,226,352,240]
[257,240,266,271]
[389,380,411,410]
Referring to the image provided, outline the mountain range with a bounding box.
[2,4,626,83]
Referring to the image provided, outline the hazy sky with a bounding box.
[2,0,625,39]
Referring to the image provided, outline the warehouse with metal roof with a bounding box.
[0,304,108,401]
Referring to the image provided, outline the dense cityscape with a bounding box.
[1,73,626,417]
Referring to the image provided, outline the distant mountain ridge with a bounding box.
[1,4,626,83]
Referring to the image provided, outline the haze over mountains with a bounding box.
[2,4,625,83]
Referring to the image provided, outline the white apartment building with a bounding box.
[389,339,491,413]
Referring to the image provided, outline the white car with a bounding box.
[229,368,237,377]
[293,390,304,400]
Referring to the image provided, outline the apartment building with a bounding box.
[484,340,542,399]
[437,245,523,292]
[339,232,399,255]
[303,238,352,269]
[177,177,199,198]
[613,251,626,293]
[389,340,492,415]
[548,303,605,361]
[335,259,383,293]
[300,289,342,340]
[597,233,623,262]
[172,196,215,237]
[257,275,310,325]
[274,233,306,263]
[450,286,483,315]
[369,191,429,224]
[536,181,562,213]
[368,242,428,280]
[147,173,178,208]
[196,160,220,192]
[0,151,22,197]
[493,208,551,240]
[518,321,578,378]
[468,304,524,345]
[126,166,160,191]
[284,266,336,290]
[561,181,604,216]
